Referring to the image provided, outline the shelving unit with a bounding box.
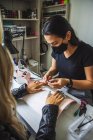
[43,3,66,8]
[0,0,41,74]
[3,18,39,21]
[12,36,39,41]
[43,2,69,22]
[40,0,70,72]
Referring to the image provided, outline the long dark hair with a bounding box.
[42,15,79,46]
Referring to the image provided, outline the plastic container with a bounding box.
[68,115,93,140]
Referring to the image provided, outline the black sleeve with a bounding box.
[0,131,11,140]
[82,45,93,67]
[36,104,58,140]
[12,84,27,99]
[0,124,20,140]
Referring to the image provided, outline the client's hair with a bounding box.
[0,45,27,139]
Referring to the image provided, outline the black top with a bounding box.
[0,105,58,140]
[51,41,93,80]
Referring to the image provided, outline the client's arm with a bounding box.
[36,92,64,140]
[12,81,45,99]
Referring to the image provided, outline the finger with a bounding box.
[56,94,63,99]
[48,84,58,88]
[33,88,43,92]
[50,92,59,98]
[35,83,42,88]
[57,98,63,104]
[47,84,54,88]
[53,92,64,99]
[34,81,39,83]
[38,82,45,86]
[48,81,58,86]
[48,76,52,81]
[48,79,57,83]
[54,93,62,98]
[57,96,64,100]
[35,83,44,89]
[40,79,45,83]
[53,92,59,96]
[43,76,47,81]
[48,82,58,88]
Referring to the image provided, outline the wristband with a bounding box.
[66,78,73,88]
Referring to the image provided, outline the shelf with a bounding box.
[3,18,39,21]
[43,15,65,19]
[43,4,66,9]
[1,0,41,74]
[44,9,66,13]
[12,36,39,41]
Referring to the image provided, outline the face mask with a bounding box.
[52,43,68,54]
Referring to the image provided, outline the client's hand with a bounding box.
[27,81,44,94]
[46,91,64,106]
[43,73,52,83]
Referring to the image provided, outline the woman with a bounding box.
[43,15,93,104]
[0,44,63,140]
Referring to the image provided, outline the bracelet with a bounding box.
[66,78,73,88]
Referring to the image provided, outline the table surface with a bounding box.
[12,67,93,140]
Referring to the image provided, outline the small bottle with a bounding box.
[18,59,22,69]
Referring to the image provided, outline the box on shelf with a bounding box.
[4,25,26,38]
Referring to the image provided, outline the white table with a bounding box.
[12,68,93,140]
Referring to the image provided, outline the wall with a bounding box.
[70,0,93,46]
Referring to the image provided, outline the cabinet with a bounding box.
[43,1,70,20]
[40,0,70,72]
[0,0,41,74]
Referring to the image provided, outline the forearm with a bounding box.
[72,79,93,90]
[46,67,57,77]
[61,78,93,90]
[36,105,58,140]
[65,78,93,90]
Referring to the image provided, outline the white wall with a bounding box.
[70,0,93,46]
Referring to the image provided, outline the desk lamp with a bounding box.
[4,30,19,54]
